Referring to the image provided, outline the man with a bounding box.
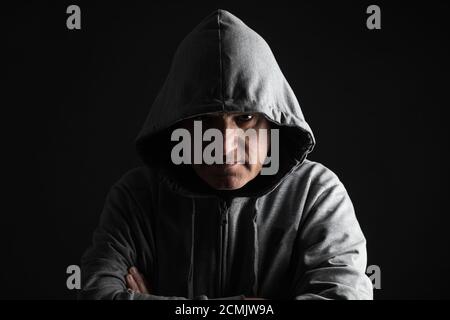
[80,9,373,300]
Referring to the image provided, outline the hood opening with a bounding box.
[136,118,314,198]
[135,9,316,198]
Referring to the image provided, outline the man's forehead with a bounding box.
[175,112,263,128]
[195,111,255,117]
[195,111,261,120]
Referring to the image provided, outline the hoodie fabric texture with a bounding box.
[80,10,373,300]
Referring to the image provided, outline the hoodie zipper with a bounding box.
[218,199,229,297]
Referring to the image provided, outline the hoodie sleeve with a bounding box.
[79,182,191,300]
[79,181,245,300]
[291,173,374,300]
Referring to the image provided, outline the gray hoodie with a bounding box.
[80,9,373,300]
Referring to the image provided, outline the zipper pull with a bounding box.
[221,215,228,225]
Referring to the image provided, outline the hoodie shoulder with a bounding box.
[110,166,160,207]
[115,166,154,188]
[290,159,343,190]
[268,159,351,213]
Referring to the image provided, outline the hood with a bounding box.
[136,9,315,198]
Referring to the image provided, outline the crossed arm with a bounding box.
[125,266,263,299]
[125,267,150,294]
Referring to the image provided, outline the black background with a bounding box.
[3,1,449,299]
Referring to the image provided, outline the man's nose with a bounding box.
[217,120,238,164]
[222,128,237,162]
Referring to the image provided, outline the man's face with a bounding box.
[177,112,271,190]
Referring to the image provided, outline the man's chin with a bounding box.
[209,175,247,190]
[193,164,255,190]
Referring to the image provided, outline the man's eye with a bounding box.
[236,114,254,122]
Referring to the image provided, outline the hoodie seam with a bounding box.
[252,198,260,296]
[217,10,225,110]
[188,198,196,299]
